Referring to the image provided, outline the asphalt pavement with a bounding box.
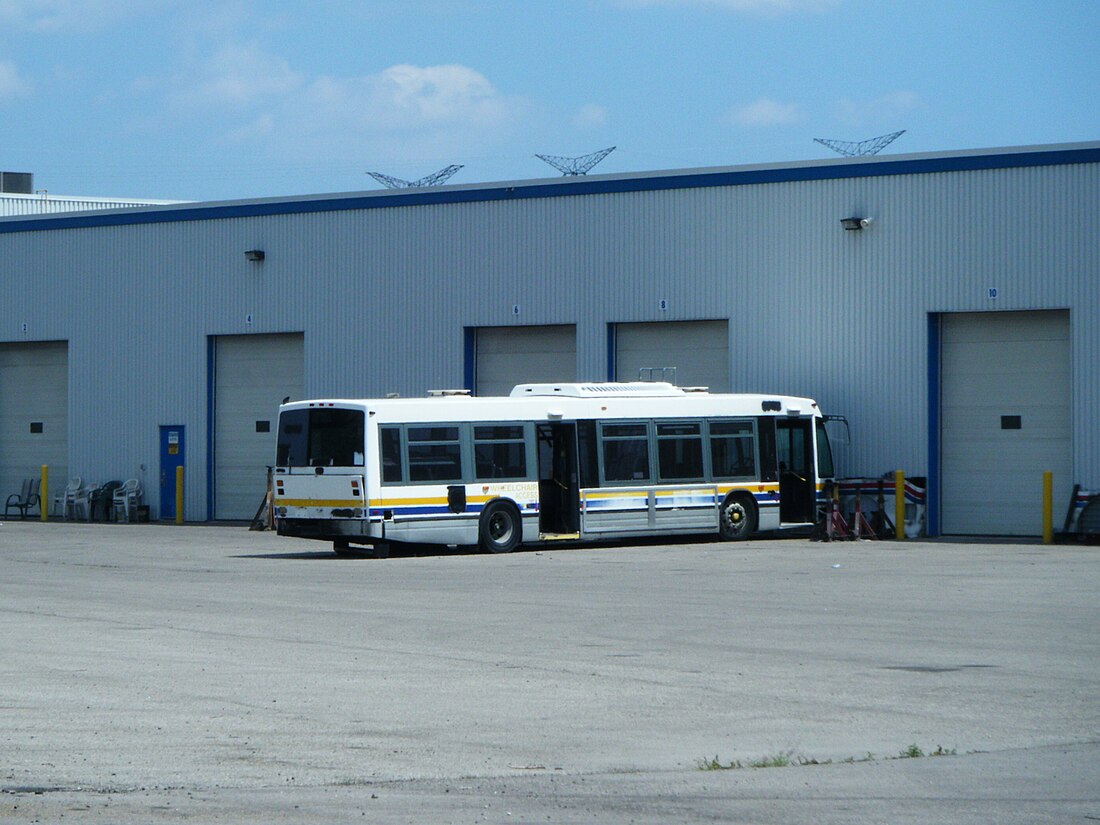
[1,521,1097,823]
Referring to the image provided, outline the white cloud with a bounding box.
[287,63,520,139]
[172,44,303,109]
[136,52,528,165]
[363,63,513,126]
[833,90,921,126]
[0,60,31,100]
[573,103,608,130]
[0,0,162,31]
[730,97,802,126]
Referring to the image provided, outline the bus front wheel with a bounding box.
[719,493,757,541]
[479,500,521,553]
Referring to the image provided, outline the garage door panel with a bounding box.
[940,311,1070,536]
[944,341,1068,375]
[944,452,1071,477]
[0,342,68,502]
[941,407,1071,437]
[477,330,575,356]
[214,334,303,520]
[475,326,576,398]
[941,314,1069,343]
[615,321,729,392]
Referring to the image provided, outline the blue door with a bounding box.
[159,425,185,520]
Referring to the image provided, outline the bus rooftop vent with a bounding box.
[427,389,471,397]
[510,382,685,398]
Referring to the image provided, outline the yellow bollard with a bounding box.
[1042,470,1053,545]
[175,465,184,525]
[894,470,905,540]
[40,464,49,522]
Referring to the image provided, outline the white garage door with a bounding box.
[475,325,576,397]
[940,311,1071,536]
[214,333,304,520]
[0,342,68,512]
[615,320,730,392]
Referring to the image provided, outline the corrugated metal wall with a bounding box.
[1,148,1097,519]
[0,194,183,217]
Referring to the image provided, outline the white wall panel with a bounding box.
[0,194,181,217]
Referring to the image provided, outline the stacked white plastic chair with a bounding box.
[54,477,83,519]
[112,479,142,522]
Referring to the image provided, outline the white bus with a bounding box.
[273,382,835,554]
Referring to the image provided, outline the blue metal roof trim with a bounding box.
[2,144,1098,235]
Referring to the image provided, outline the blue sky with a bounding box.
[1,0,1097,201]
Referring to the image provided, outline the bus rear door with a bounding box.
[536,422,580,536]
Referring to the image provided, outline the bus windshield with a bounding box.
[277,408,365,467]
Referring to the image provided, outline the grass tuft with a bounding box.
[697,754,743,771]
[749,750,795,768]
[698,744,957,771]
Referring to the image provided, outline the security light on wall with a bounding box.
[841,217,872,230]
[245,249,265,262]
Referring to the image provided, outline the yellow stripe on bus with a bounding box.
[366,494,504,507]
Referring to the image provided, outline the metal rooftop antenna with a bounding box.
[535,146,616,176]
[366,164,464,189]
[813,130,906,157]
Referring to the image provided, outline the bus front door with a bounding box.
[775,418,816,524]
[537,422,579,535]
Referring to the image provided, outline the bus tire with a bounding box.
[479,500,521,554]
[719,493,756,541]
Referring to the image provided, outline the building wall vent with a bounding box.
[0,172,33,194]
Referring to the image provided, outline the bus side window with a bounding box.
[407,425,463,482]
[708,420,755,480]
[657,422,704,480]
[601,422,651,483]
[380,427,403,483]
[473,424,527,480]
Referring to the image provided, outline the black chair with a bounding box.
[88,481,122,522]
[5,478,41,520]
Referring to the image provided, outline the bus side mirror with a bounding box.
[824,415,850,446]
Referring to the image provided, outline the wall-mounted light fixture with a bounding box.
[245,249,265,262]
[840,217,873,231]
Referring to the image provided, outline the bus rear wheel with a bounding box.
[479,500,521,553]
[719,493,756,541]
